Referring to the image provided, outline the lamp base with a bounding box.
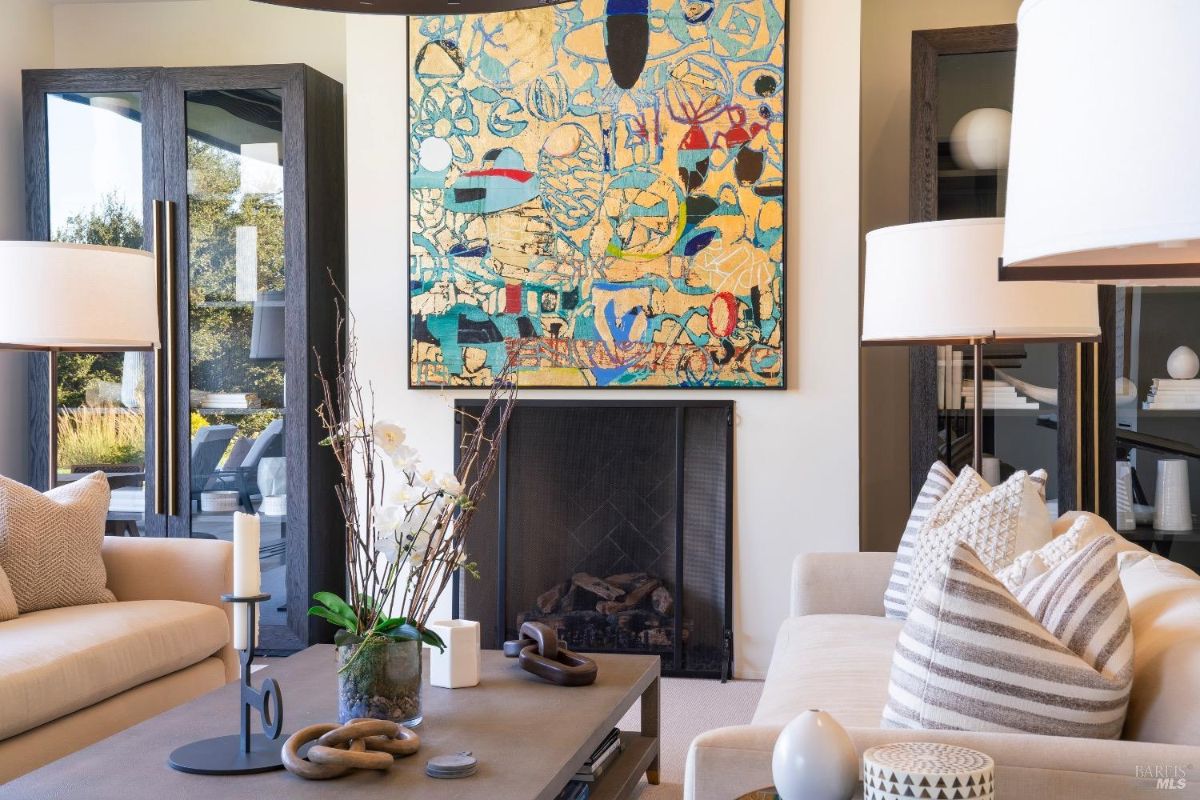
[168,733,286,775]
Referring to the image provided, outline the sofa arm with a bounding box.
[102,536,237,681]
[685,724,1200,800]
[790,552,894,617]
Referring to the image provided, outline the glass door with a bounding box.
[164,69,302,650]
[931,49,1066,509]
[1111,287,1200,570]
[23,70,166,536]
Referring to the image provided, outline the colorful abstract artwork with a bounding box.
[408,0,786,388]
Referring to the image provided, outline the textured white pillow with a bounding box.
[0,473,114,613]
[995,513,1102,590]
[907,469,1051,608]
[883,462,955,620]
[884,536,1133,738]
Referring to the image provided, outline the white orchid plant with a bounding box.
[311,304,515,660]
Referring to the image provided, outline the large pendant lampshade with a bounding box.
[252,0,569,13]
[1000,0,1200,283]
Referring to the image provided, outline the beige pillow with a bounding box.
[884,536,1133,738]
[0,473,115,613]
[907,469,1051,607]
[0,563,16,621]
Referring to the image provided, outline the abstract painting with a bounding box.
[408,0,786,388]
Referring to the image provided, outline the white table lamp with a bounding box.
[0,241,159,486]
[1000,0,1200,283]
[863,218,1100,471]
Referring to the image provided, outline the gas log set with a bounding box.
[517,572,690,653]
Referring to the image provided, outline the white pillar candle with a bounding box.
[232,512,261,650]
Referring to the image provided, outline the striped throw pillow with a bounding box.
[882,536,1133,739]
[883,461,956,619]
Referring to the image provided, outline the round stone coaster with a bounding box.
[426,752,478,779]
[863,742,994,800]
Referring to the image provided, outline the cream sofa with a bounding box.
[685,513,1200,799]
[0,536,236,783]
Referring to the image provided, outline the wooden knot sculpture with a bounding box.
[282,718,420,780]
[503,621,598,686]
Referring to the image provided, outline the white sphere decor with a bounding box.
[771,709,858,800]
[949,108,1012,171]
[1167,345,1200,380]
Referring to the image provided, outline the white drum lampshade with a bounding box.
[863,218,1099,344]
[0,241,159,350]
[1001,0,1200,283]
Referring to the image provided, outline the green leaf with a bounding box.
[312,592,357,624]
[308,605,357,632]
[385,623,421,643]
[374,616,407,634]
[420,628,447,653]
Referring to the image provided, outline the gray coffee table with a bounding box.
[2,647,661,800]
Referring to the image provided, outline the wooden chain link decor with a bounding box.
[503,621,598,686]
[282,718,420,780]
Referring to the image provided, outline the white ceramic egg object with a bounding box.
[772,709,858,800]
[949,108,1012,170]
[1167,346,1200,380]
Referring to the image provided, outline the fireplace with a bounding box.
[454,401,733,679]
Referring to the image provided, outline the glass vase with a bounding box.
[336,636,423,726]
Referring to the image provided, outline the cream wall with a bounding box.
[347,1,862,678]
[0,1,54,482]
[43,0,861,678]
[858,0,1021,554]
[50,0,346,80]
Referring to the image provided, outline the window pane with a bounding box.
[185,89,289,630]
[47,92,147,526]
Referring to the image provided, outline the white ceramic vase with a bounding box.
[427,619,481,689]
[772,709,858,800]
[1154,459,1193,531]
[1167,345,1200,380]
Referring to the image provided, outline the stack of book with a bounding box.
[553,781,590,800]
[574,728,624,784]
[198,392,260,410]
[961,379,1040,410]
[1143,379,1200,410]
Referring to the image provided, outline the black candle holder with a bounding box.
[168,593,286,775]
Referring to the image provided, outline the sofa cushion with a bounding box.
[0,599,228,739]
[753,614,902,729]
[884,461,955,620]
[1119,553,1200,745]
[884,539,1132,739]
[0,472,115,613]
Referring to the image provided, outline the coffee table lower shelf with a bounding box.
[586,733,659,800]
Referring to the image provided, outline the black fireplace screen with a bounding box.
[454,401,733,679]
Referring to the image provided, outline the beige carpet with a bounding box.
[617,676,764,800]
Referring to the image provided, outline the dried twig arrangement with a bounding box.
[311,298,515,654]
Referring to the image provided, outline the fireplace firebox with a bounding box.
[454,400,733,679]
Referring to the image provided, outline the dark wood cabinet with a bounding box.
[23,64,346,649]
